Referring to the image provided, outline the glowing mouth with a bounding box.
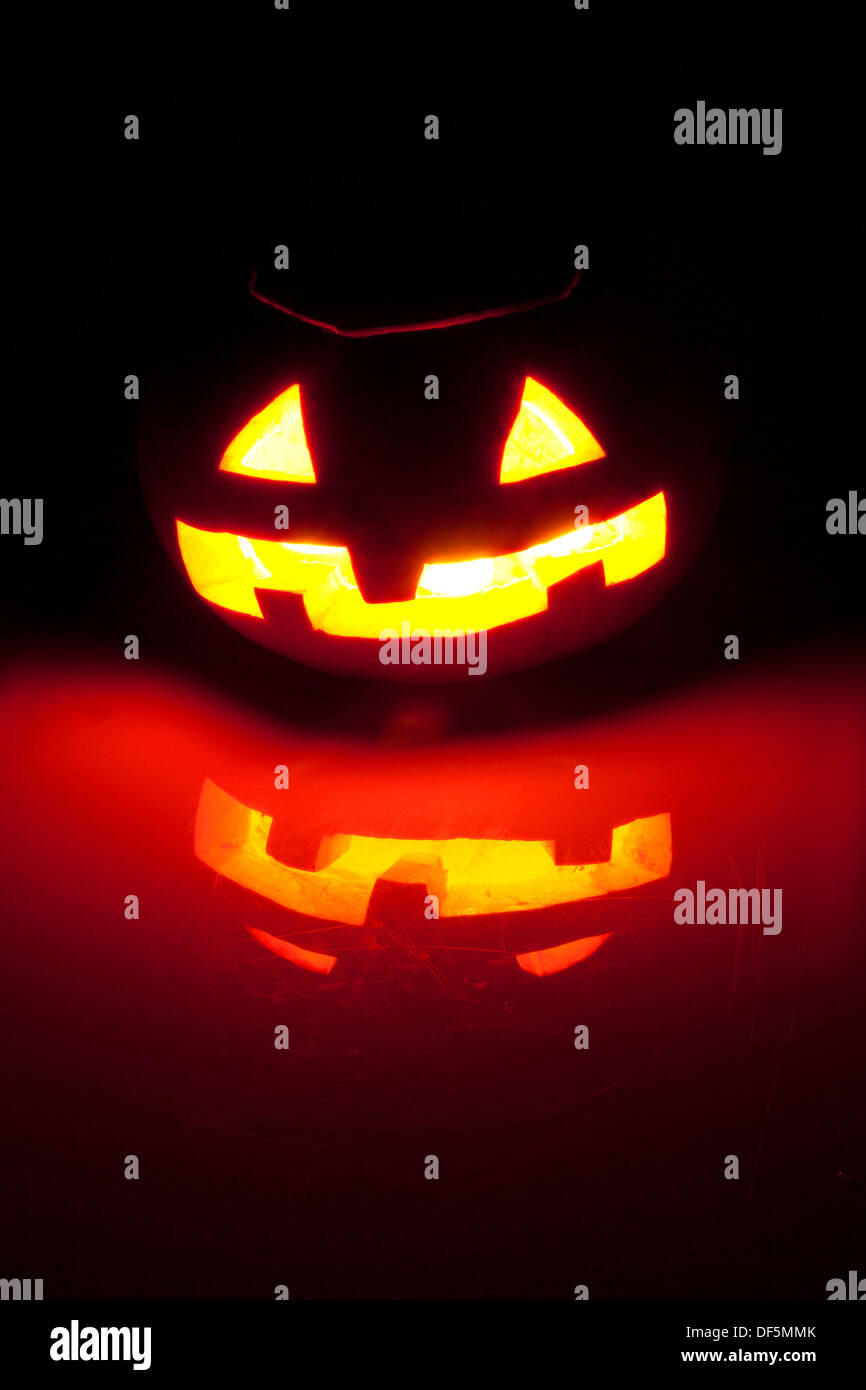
[175,491,666,638]
[195,780,672,977]
[195,779,672,924]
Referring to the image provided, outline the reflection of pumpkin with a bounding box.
[140,287,719,680]
[196,778,670,977]
[193,747,672,979]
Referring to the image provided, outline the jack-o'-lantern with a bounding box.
[140,267,719,681]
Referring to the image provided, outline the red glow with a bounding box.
[2,652,862,1301]
[516,932,613,977]
[245,926,337,976]
[195,777,671,928]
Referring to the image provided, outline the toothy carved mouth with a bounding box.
[175,491,666,638]
[195,779,672,978]
[195,779,672,924]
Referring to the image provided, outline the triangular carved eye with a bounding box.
[219,384,317,483]
[499,377,605,484]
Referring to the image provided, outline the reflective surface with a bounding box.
[0,650,863,1298]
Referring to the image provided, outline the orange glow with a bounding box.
[195,779,672,925]
[176,491,666,633]
[499,376,605,483]
[245,925,337,975]
[219,384,317,483]
[516,932,613,977]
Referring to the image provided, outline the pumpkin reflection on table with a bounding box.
[0,650,862,1299]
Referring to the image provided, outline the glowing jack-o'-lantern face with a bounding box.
[194,777,672,978]
[140,268,723,684]
[167,375,667,678]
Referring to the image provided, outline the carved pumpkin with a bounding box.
[140,274,718,680]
